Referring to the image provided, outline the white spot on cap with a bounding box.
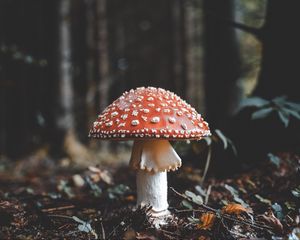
[142,108,150,113]
[132,110,138,116]
[141,116,147,121]
[93,121,99,127]
[105,121,113,127]
[155,108,161,112]
[118,123,126,127]
[168,117,176,123]
[121,114,128,120]
[177,111,183,116]
[147,97,154,101]
[148,103,155,107]
[151,117,160,123]
[181,123,187,130]
[198,122,204,128]
[131,120,140,126]
[163,109,171,113]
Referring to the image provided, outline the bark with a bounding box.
[57,0,74,131]
[85,0,97,128]
[96,0,110,112]
[253,0,300,101]
[171,0,184,97]
[203,0,242,128]
[57,0,89,163]
[183,0,205,112]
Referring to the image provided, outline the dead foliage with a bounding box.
[0,152,299,239]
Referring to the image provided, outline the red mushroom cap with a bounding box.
[89,87,210,140]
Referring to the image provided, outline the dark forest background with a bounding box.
[0,0,299,166]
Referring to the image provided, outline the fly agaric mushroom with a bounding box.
[89,87,210,218]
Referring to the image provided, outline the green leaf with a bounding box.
[238,97,269,110]
[227,138,238,156]
[284,101,300,111]
[272,203,283,220]
[224,184,249,208]
[73,216,93,233]
[107,184,130,199]
[283,108,300,120]
[251,107,273,120]
[181,200,193,209]
[277,110,290,127]
[86,177,102,197]
[267,153,281,167]
[255,194,272,205]
[185,190,203,205]
[215,129,228,149]
[72,216,86,225]
[291,186,300,198]
[285,201,296,210]
[195,185,207,197]
[187,216,200,224]
[272,96,287,105]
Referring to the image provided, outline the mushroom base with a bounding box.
[136,169,169,216]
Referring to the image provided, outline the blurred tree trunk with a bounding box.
[56,0,89,162]
[96,0,110,112]
[171,0,184,97]
[183,0,205,112]
[85,0,97,129]
[95,0,110,150]
[253,0,300,101]
[203,0,242,128]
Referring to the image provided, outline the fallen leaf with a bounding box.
[125,195,135,202]
[198,212,216,230]
[222,203,250,215]
[136,232,158,240]
[124,229,136,240]
[258,211,283,233]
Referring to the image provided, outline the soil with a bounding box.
[0,152,299,240]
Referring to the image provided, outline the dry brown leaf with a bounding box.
[198,212,216,230]
[125,195,135,202]
[222,203,249,215]
[198,236,210,240]
[258,211,283,233]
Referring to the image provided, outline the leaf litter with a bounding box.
[0,152,299,239]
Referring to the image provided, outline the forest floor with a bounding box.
[0,151,299,240]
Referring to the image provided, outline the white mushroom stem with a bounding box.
[130,140,182,216]
[136,170,169,216]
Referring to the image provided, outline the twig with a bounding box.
[170,187,273,231]
[205,185,211,205]
[47,214,74,220]
[41,205,75,212]
[173,209,205,213]
[100,221,105,240]
[201,145,212,186]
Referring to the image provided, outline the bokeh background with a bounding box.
[0,0,299,168]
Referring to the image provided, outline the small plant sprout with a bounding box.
[238,96,300,127]
[89,87,210,224]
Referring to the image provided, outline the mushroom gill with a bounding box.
[129,140,182,172]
